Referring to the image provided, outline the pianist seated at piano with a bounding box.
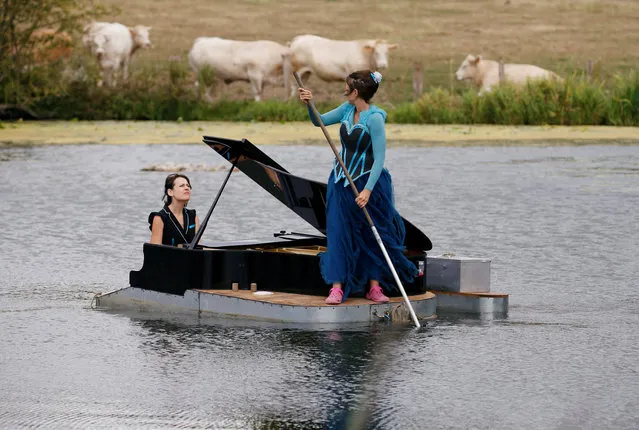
[149,173,201,247]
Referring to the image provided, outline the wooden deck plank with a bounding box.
[194,289,436,307]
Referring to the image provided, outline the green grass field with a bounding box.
[96,0,639,104]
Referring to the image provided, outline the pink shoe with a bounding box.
[325,287,343,305]
[366,285,389,303]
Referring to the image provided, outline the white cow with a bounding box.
[290,34,398,88]
[455,54,562,94]
[188,37,291,102]
[82,22,152,87]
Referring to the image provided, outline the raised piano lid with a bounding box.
[203,136,432,251]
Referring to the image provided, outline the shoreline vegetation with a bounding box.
[2,69,639,127]
[2,121,638,147]
[3,1,639,128]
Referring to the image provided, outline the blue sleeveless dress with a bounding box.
[308,103,418,300]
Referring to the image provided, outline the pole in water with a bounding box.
[293,72,421,328]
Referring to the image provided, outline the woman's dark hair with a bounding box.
[163,173,191,205]
[346,69,379,103]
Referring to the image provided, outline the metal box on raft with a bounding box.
[426,254,508,316]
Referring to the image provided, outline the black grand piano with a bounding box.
[130,136,433,297]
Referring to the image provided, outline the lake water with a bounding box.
[0,141,638,429]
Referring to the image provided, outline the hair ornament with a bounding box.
[371,71,383,84]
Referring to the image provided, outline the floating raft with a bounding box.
[95,255,508,323]
[95,287,438,323]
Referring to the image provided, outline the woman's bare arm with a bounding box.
[150,216,164,244]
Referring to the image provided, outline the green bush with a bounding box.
[4,50,639,126]
[397,74,635,125]
[0,0,114,106]
[607,71,639,125]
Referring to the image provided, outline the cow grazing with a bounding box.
[82,22,152,87]
[290,34,398,88]
[455,54,562,94]
[188,37,291,102]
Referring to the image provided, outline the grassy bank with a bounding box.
[4,1,639,124]
[4,0,639,124]
[391,73,639,126]
[7,68,639,126]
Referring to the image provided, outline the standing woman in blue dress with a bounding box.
[298,70,417,304]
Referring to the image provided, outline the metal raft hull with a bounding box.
[95,287,437,324]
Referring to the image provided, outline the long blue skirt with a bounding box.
[320,169,418,300]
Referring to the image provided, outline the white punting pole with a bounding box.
[293,72,421,328]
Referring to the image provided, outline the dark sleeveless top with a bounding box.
[148,205,197,246]
[336,123,375,182]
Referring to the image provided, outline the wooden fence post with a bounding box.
[498,58,505,84]
[282,52,292,100]
[449,57,454,92]
[413,62,423,100]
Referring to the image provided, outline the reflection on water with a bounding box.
[114,313,430,429]
[1,143,638,429]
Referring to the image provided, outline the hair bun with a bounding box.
[371,71,383,84]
